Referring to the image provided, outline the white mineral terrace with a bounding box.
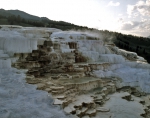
[0,25,150,118]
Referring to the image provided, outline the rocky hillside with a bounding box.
[0,9,150,64]
[0,25,150,118]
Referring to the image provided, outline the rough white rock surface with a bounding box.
[0,68,69,118]
[0,25,150,117]
[0,26,69,118]
[104,92,144,118]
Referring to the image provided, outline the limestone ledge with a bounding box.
[1,26,150,118]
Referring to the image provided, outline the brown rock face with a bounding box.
[68,42,77,49]
[12,38,148,118]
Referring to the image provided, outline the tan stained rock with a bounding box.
[86,109,96,117]
[53,99,63,105]
[97,107,110,112]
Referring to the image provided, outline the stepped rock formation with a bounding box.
[0,25,150,118]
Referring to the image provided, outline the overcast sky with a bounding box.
[1,0,150,37]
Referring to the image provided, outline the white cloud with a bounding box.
[120,19,150,36]
[127,5,136,16]
[124,0,150,36]
[121,21,140,30]
[118,14,123,16]
[118,18,123,23]
[127,0,150,17]
[133,13,139,17]
[146,0,150,5]
[108,1,120,6]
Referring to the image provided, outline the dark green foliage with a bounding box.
[113,32,150,63]
[0,14,90,30]
[0,9,91,30]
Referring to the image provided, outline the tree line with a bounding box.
[0,14,89,30]
[0,14,150,63]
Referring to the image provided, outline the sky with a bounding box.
[0,0,150,37]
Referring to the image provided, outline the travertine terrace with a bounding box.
[0,25,150,118]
